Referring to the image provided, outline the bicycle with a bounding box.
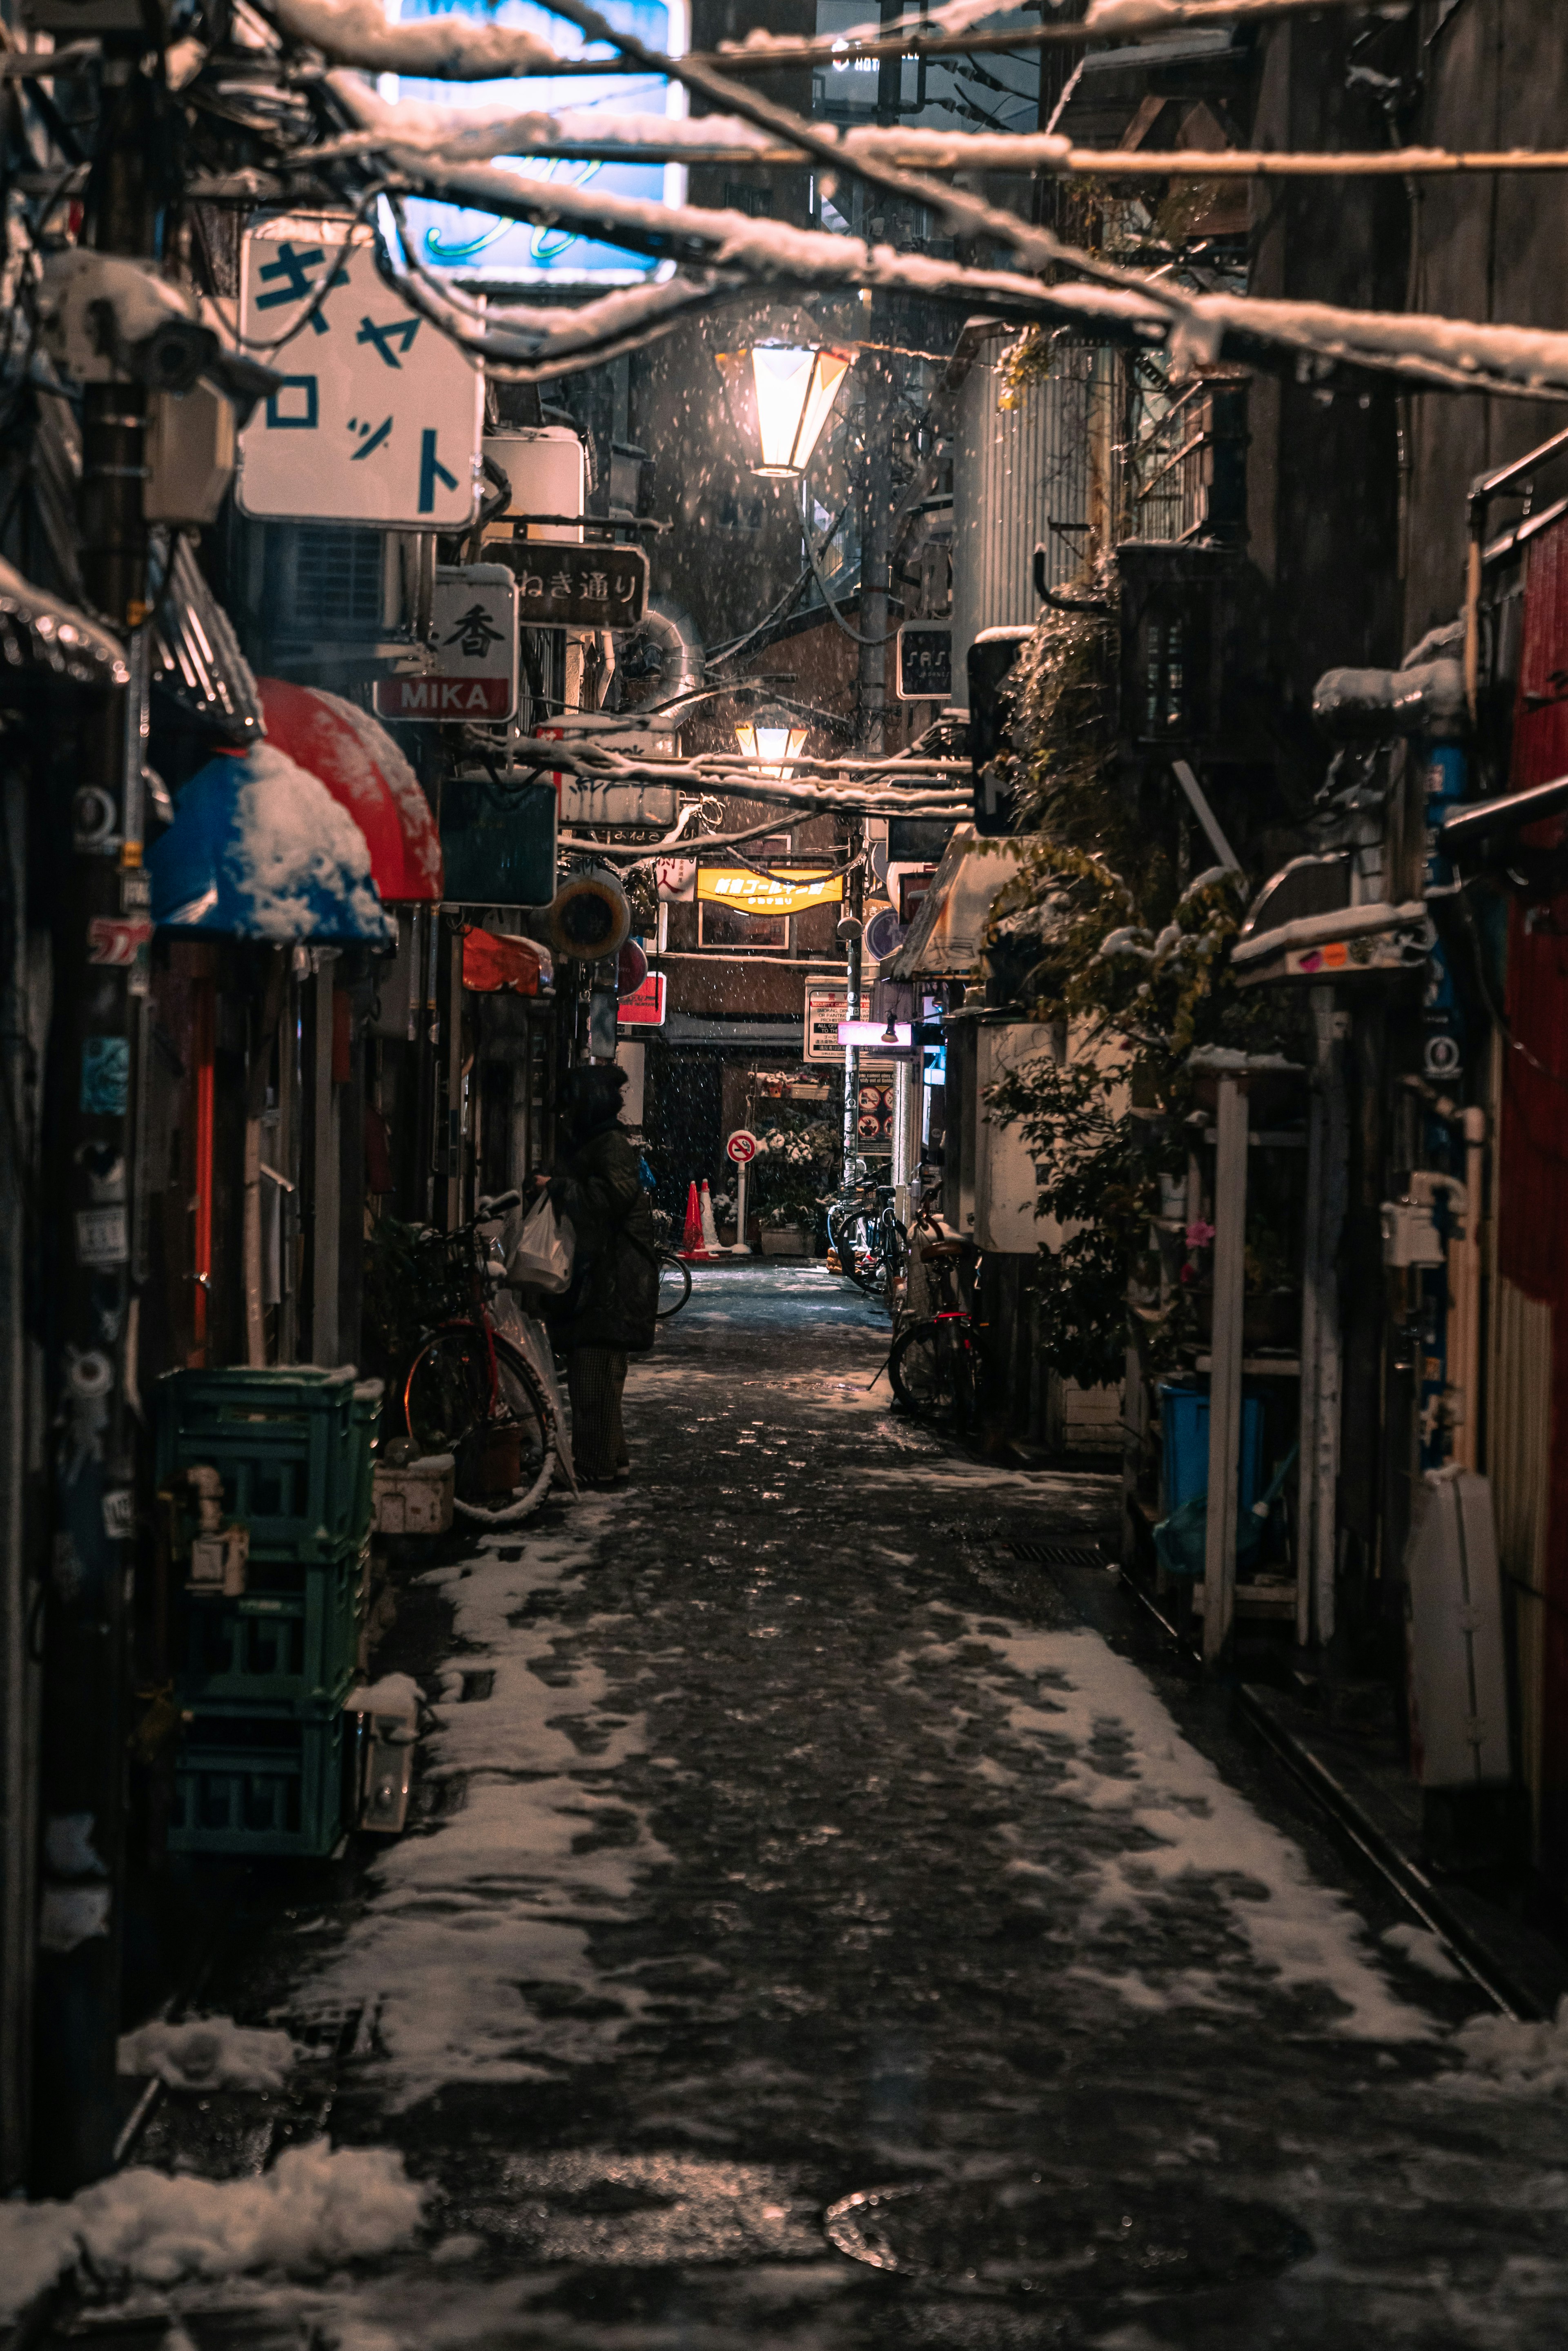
[887,1213,981,1435]
[400,1192,564,1525]
[826,1178,906,1300]
[650,1208,693,1319]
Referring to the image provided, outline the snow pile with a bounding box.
[230,746,390,943]
[117,2015,299,2093]
[301,1513,668,2108]
[1451,1999,1568,2095]
[0,2142,425,2322]
[1381,1922,1463,1983]
[273,0,558,76]
[978,1626,1433,2041]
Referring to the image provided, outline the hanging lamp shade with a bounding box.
[735,709,808,779]
[256,678,442,902]
[148,746,392,942]
[717,344,853,480]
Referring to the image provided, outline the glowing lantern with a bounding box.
[719,343,854,479]
[734,709,809,778]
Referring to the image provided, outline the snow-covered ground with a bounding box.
[15,1267,1568,2348]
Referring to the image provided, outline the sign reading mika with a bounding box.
[490,540,649,628]
[236,217,482,528]
[374,565,520,721]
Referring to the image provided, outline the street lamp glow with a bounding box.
[734,711,809,777]
[748,344,853,479]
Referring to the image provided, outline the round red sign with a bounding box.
[726,1129,759,1165]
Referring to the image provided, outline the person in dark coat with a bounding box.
[541,1063,659,1488]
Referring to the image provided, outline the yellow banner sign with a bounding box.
[696,868,844,917]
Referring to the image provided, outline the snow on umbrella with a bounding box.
[148,744,392,942]
[256,677,443,903]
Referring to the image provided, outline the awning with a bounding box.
[882,825,1026,979]
[151,537,264,745]
[147,746,392,943]
[0,555,129,692]
[257,678,442,903]
[463,930,544,995]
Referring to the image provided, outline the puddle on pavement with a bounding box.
[825,2173,1310,2304]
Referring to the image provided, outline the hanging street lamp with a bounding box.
[734,707,810,778]
[718,342,855,480]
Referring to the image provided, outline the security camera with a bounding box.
[37,252,281,419]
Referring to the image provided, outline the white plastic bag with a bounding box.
[506,1192,576,1295]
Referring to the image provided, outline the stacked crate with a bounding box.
[157,1367,382,1858]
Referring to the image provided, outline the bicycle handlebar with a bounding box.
[475,1190,521,1223]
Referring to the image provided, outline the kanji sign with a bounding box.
[374,564,519,722]
[236,217,482,528]
[617,971,667,1028]
[804,983,863,1064]
[491,540,648,628]
[726,1128,759,1165]
[698,867,842,918]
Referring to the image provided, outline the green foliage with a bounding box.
[982,588,1300,1387]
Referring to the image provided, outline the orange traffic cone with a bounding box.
[680,1179,709,1260]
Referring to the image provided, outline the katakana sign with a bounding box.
[374,564,519,722]
[236,217,483,528]
[491,540,648,628]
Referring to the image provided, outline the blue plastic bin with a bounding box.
[1159,1383,1265,1517]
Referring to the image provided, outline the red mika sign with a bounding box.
[373,675,513,719]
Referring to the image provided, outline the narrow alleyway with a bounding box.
[128,1270,1568,2349]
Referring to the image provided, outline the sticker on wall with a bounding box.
[76,1206,127,1269]
[87,916,154,968]
[80,1037,129,1117]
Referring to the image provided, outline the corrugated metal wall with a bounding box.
[950,335,1102,704]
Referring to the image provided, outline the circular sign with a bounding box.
[617,936,649,994]
[726,1128,759,1165]
[863,904,906,964]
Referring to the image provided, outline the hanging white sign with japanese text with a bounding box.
[375,565,519,721]
[236,216,482,528]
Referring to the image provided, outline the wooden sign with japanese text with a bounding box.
[492,539,649,629]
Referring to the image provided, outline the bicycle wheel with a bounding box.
[828,1205,876,1290]
[404,1326,490,1455]
[889,1318,959,1422]
[656,1249,693,1319]
[452,1335,556,1525]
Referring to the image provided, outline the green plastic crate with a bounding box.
[156,1367,382,1563]
[168,1697,348,1858]
[175,1548,364,1706]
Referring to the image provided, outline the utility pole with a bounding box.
[31,33,156,2192]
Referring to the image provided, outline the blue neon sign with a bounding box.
[390,0,689,286]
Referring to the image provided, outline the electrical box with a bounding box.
[1381,1197,1445,1268]
[1404,1467,1512,1788]
[145,383,236,525]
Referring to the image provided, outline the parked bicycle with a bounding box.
[400,1192,565,1524]
[825,1177,906,1300]
[650,1208,693,1319]
[887,1210,981,1435]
